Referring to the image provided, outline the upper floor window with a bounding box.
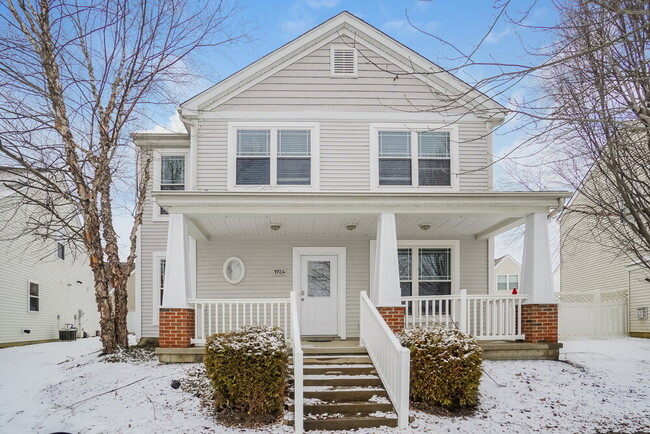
[378,131,451,186]
[160,155,186,190]
[229,123,319,190]
[154,150,188,219]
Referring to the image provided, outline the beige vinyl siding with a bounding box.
[629,267,650,335]
[0,197,99,344]
[215,35,452,113]
[139,194,170,338]
[560,193,630,294]
[196,238,368,338]
[459,239,489,294]
[194,116,490,192]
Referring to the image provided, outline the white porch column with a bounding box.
[373,213,401,307]
[520,213,555,304]
[162,214,191,308]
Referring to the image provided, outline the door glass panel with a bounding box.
[307,260,330,297]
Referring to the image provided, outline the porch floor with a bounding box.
[155,339,562,363]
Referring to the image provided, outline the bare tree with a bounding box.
[0,0,246,354]
[366,0,650,271]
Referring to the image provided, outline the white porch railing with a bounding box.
[289,291,304,433]
[190,298,291,345]
[359,291,410,429]
[401,289,526,340]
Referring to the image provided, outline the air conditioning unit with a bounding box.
[637,307,648,320]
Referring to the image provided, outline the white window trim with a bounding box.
[152,148,190,221]
[223,256,246,284]
[330,45,358,78]
[27,280,40,313]
[227,122,320,192]
[369,123,460,192]
[292,247,346,340]
[152,251,166,325]
[496,274,519,291]
[370,239,461,296]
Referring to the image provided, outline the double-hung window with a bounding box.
[28,282,39,312]
[235,128,312,186]
[399,247,452,297]
[497,274,518,291]
[375,127,454,188]
[155,152,187,218]
[399,246,453,314]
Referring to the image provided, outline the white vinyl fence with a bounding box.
[557,290,628,339]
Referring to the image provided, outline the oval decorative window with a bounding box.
[223,256,245,284]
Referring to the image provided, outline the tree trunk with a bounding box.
[113,276,130,349]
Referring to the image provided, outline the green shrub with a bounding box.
[204,325,288,415]
[398,326,483,409]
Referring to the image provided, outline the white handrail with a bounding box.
[189,298,291,344]
[289,291,303,433]
[359,291,410,429]
[401,290,526,340]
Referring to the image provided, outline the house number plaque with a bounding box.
[273,267,287,276]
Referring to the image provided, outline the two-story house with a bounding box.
[133,12,569,429]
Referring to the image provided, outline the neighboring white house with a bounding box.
[0,169,100,346]
[133,12,569,343]
[559,180,645,338]
[494,254,520,293]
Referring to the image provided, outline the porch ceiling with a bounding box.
[155,191,571,240]
[185,213,521,239]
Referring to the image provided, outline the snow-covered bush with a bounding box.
[398,326,482,409]
[204,325,288,415]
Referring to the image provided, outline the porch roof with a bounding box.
[154,191,571,240]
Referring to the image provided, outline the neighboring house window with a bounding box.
[377,130,452,187]
[235,128,313,186]
[28,282,39,312]
[398,247,452,296]
[155,152,187,218]
[56,242,65,260]
[330,46,357,77]
[497,274,519,291]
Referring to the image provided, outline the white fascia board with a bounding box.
[188,111,491,123]
[154,191,571,215]
[132,133,190,148]
[180,12,506,118]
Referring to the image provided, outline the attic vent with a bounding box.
[330,46,357,77]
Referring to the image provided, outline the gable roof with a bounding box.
[179,11,507,119]
[494,254,521,269]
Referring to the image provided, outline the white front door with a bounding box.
[300,255,338,336]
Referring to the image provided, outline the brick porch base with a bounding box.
[377,306,405,333]
[159,308,195,348]
[521,304,558,343]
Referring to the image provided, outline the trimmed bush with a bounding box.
[398,326,482,409]
[204,325,288,415]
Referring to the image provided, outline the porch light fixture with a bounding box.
[345,223,357,231]
[420,224,432,231]
[270,223,281,231]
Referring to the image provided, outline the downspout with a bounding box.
[547,197,566,219]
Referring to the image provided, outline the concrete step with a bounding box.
[303,375,382,387]
[302,355,372,365]
[290,401,394,415]
[304,365,376,375]
[302,346,368,355]
[300,388,388,401]
[288,415,398,430]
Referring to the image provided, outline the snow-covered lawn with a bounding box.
[1,337,649,433]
